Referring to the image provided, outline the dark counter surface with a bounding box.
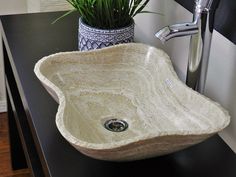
[1,12,236,177]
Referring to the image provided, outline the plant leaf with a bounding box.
[52,0,160,29]
[135,10,164,16]
[52,9,76,24]
[132,0,149,17]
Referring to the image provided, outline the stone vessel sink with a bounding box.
[34,43,230,161]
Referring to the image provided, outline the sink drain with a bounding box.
[104,119,128,132]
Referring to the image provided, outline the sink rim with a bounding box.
[34,43,230,151]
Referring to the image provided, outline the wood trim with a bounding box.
[0,113,31,177]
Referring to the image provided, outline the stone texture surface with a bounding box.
[34,43,230,161]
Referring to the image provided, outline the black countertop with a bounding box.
[1,12,236,177]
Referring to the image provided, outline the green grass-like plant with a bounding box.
[54,0,156,29]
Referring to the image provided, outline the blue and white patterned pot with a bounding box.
[78,18,134,51]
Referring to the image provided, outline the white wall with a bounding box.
[0,0,27,112]
[0,34,6,112]
[206,33,236,152]
[27,0,71,13]
[0,0,27,15]
[135,0,236,152]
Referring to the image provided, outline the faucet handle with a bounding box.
[195,0,220,12]
[195,0,213,10]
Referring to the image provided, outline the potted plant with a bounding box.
[54,0,154,51]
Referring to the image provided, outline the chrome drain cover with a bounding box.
[104,119,128,132]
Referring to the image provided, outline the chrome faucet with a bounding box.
[155,0,219,93]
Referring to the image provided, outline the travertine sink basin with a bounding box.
[34,43,230,161]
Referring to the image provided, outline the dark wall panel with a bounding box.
[175,0,236,44]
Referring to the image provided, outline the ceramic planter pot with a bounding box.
[78,18,134,51]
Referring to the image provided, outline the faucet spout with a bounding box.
[155,0,219,93]
[155,23,198,43]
